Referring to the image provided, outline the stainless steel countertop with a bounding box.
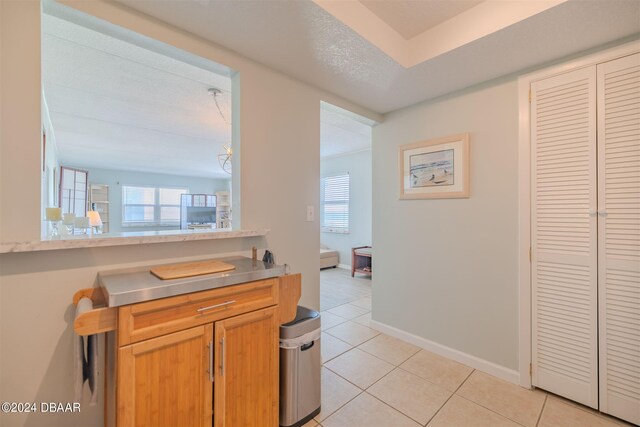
[98,256,286,307]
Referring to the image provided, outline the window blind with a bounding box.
[321,174,349,233]
[122,185,187,226]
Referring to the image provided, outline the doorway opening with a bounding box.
[318,101,375,354]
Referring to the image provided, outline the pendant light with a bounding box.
[209,88,232,175]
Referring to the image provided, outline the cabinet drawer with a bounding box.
[118,278,279,346]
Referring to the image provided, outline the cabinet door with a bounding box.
[531,66,599,408]
[214,306,278,427]
[597,52,640,425]
[118,324,213,427]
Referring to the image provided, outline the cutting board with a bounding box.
[150,260,236,280]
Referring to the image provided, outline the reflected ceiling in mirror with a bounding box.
[42,13,232,179]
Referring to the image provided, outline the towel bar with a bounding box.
[73,288,117,336]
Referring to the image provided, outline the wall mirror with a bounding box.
[40,3,235,240]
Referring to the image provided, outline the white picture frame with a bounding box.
[399,133,470,199]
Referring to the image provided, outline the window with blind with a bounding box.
[122,185,188,227]
[321,174,349,233]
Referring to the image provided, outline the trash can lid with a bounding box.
[280,305,321,338]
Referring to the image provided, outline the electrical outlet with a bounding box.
[306,205,314,222]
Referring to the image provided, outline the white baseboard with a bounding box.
[337,264,351,270]
[369,320,521,385]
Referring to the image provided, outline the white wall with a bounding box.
[0,1,41,244]
[320,149,372,268]
[372,78,520,373]
[0,2,381,426]
[81,167,230,233]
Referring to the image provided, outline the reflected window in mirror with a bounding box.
[122,185,187,228]
[59,166,88,218]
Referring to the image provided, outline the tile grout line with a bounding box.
[316,390,365,424]
[545,394,633,427]
[315,386,365,424]
[322,364,370,392]
[363,389,424,426]
[321,344,353,364]
[324,338,412,394]
[324,305,369,320]
[321,329,356,345]
[424,369,476,426]
[364,366,431,426]
[322,310,371,326]
[364,364,400,389]
[320,345,402,422]
[356,342,420,367]
[324,322,380,348]
[453,394,534,427]
[394,365,457,393]
[322,312,362,321]
[453,373,546,427]
[535,394,548,427]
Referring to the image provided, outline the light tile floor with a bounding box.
[314,268,634,427]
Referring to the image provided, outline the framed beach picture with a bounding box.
[399,133,470,199]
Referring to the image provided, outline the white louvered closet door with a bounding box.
[597,52,640,425]
[531,66,599,409]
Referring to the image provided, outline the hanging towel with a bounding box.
[74,297,99,406]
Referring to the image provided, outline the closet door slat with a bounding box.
[531,66,599,409]
[598,52,640,426]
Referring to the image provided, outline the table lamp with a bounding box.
[88,210,102,235]
[45,207,62,239]
[62,213,75,235]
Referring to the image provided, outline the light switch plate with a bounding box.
[306,205,314,222]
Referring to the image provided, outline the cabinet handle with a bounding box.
[197,300,236,313]
[220,337,225,376]
[208,341,214,382]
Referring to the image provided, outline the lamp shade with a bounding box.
[45,207,62,221]
[62,213,76,225]
[88,211,102,227]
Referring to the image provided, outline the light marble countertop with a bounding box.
[0,228,269,254]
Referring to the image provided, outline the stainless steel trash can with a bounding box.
[279,306,321,427]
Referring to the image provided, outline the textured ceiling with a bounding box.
[112,0,640,114]
[321,104,372,158]
[359,0,483,40]
[42,14,233,179]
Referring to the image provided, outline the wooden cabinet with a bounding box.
[117,279,278,346]
[105,275,300,427]
[214,307,278,427]
[117,325,213,427]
